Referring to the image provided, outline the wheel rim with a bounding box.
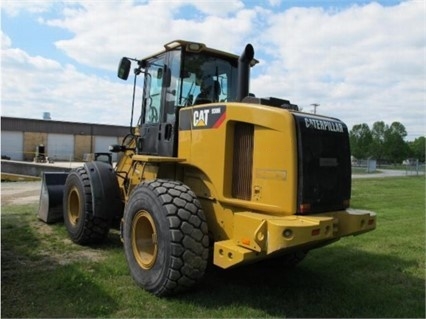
[132,210,158,270]
[67,186,81,226]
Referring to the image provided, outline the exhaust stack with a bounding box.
[236,44,254,102]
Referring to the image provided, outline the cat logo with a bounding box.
[193,109,210,127]
[179,106,226,131]
[192,106,226,130]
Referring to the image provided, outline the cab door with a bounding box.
[139,51,181,157]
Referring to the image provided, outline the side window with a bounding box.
[165,50,181,122]
[180,73,197,106]
[179,53,236,106]
[218,75,228,102]
[181,73,228,105]
[144,56,165,124]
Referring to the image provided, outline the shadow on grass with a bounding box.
[181,247,425,318]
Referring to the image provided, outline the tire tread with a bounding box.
[64,167,110,245]
[126,179,209,296]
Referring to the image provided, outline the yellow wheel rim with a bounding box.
[67,186,81,226]
[132,210,158,270]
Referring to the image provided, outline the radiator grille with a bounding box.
[294,113,351,214]
[232,122,254,200]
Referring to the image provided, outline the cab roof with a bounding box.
[141,39,258,67]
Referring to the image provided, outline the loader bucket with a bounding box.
[38,172,69,223]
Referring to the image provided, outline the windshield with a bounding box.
[178,52,238,106]
[138,48,239,126]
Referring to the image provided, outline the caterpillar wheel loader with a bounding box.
[38,40,376,296]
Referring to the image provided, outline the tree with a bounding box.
[408,136,425,162]
[349,123,372,159]
[370,121,387,162]
[350,121,419,164]
[384,122,409,164]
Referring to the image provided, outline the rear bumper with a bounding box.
[214,208,376,268]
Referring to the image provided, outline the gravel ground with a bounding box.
[1,181,42,206]
[352,168,424,179]
[0,161,81,207]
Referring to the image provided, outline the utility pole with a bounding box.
[311,103,319,114]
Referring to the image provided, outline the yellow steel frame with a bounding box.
[113,100,377,270]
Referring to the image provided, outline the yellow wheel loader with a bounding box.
[38,40,376,296]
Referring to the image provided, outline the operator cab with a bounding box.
[118,40,242,157]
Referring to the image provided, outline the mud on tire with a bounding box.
[63,167,110,245]
[122,179,209,296]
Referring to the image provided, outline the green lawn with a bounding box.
[1,176,425,318]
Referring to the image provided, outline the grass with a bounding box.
[1,176,425,318]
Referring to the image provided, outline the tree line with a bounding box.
[349,121,425,164]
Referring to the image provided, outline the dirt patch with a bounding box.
[1,181,108,266]
[38,244,107,267]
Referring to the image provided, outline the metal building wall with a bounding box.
[94,136,120,162]
[74,135,92,161]
[23,132,48,161]
[47,133,75,161]
[1,131,23,160]
[1,116,128,162]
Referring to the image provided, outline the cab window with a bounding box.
[179,52,237,106]
[144,55,165,124]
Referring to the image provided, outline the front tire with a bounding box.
[63,167,110,245]
[123,179,209,296]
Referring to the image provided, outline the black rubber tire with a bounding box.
[123,179,209,296]
[63,167,110,245]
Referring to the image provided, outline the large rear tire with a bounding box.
[123,179,209,296]
[63,167,110,245]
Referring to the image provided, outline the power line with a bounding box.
[311,103,319,114]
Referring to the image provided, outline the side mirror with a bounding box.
[118,57,131,80]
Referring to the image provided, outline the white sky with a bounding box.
[1,0,425,140]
